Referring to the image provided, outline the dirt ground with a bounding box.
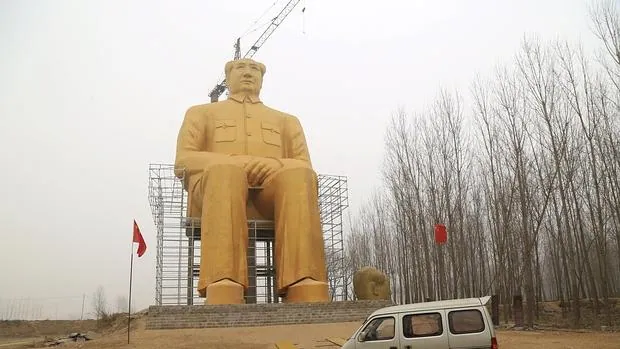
[2,300,620,349]
[95,323,620,349]
[0,320,97,339]
[3,317,617,349]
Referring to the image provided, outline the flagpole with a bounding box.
[128,239,135,344]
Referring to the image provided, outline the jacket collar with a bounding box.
[228,93,262,104]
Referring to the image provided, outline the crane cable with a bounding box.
[211,1,281,89]
[239,0,281,39]
[211,0,307,99]
[215,1,286,82]
[302,0,306,34]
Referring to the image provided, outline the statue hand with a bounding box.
[245,157,282,186]
[230,155,253,168]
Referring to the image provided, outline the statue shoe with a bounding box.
[205,279,245,305]
[284,278,329,303]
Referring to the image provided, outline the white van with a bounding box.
[341,296,498,349]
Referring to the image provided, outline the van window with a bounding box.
[448,309,485,334]
[358,316,395,341]
[402,312,443,338]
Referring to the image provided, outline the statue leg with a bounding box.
[253,164,329,303]
[195,163,249,304]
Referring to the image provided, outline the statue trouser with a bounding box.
[194,162,329,304]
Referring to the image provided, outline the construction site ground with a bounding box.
[1,314,620,349]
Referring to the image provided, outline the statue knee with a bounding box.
[276,166,316,184]
[268,166,317,195]
[279,161,316,178]
[280,159,314,172]
[202,163,247,186]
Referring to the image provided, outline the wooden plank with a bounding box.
[314,339,337,347]
[325,337,347,346]
[275,341,298,349]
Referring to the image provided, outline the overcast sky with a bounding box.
[0,0,599,319]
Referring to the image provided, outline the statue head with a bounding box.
[225,58,267,97]
[353,266,392,300]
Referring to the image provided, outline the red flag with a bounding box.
[132,220,147,257]
[434,223,447,244]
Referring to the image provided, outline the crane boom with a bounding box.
[208,0,302,102]
[242,0,301,60]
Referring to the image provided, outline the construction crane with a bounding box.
[208,0,303,103]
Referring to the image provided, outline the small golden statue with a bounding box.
[174,58,329,304]
[353,266,392,300]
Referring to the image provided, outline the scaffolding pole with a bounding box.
[148,164,349,305]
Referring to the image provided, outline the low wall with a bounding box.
[146,300,394,330]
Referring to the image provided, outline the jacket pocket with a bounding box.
[214,119,237,142]
[261,121,282,147]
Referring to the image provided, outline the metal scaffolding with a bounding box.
[148,163,348,306]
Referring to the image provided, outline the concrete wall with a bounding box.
[146,300,394,330]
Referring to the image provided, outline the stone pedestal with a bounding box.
[146,300,393,330]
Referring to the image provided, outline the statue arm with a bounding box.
[281,115,313,168]
[174,106,233,181]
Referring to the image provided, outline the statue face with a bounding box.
[373,277,391,298]
[226,59,264,95]
[353,267,392,300]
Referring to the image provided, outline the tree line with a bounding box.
[0,287,128,320]
[343,0,620,328]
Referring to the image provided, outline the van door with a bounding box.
[446,307,492,349]
[354,315,400,349]
[398,310,448,349]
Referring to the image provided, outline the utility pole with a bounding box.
[80,294,85,320]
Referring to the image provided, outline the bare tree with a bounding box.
[589,0,620,93]
[115,295,128,313]
[92,286,108,320]
[343,1,620,330]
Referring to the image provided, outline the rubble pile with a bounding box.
[43,332,94,347]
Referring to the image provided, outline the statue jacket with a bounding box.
[174,94,313,191]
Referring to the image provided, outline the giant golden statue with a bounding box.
[174,58,329,305]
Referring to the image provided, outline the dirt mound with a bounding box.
[94,312,145,336]
[495,298,620,330]
[0,320,98,339]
